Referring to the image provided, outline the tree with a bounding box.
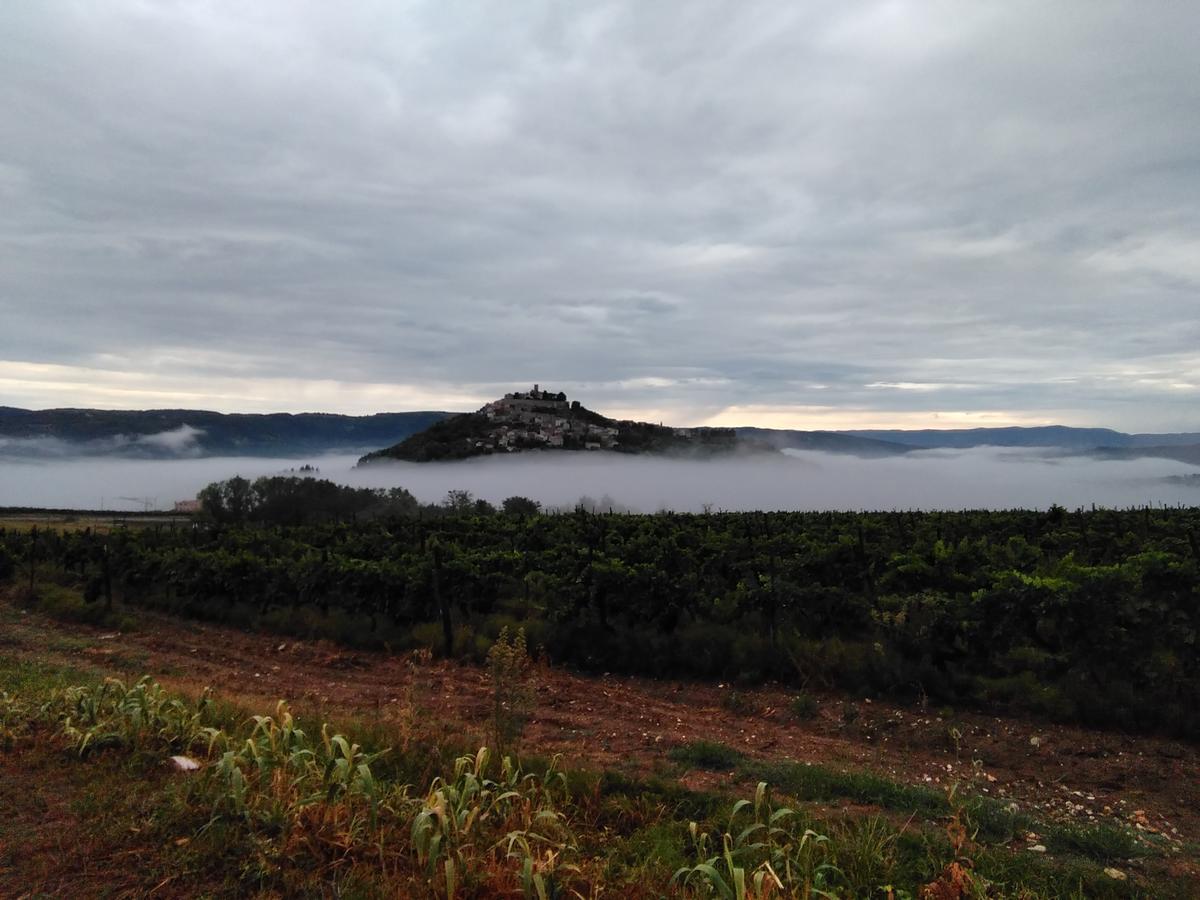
[197,476,254,523]
[443,489,476,514]
[502,496,541,517]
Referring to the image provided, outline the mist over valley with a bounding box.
[2,448,1196,513]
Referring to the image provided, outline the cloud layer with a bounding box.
[2,2,1198,430]
[1,450,1197,513]
[0,425,205,459]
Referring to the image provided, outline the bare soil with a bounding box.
[4,601,1197,855]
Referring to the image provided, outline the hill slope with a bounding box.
[360,386,742,462]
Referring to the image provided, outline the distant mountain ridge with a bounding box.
[0,407,451,458]
[734,427,909,457]
[842,425,1200,450]
[839,425,1200,465]
[1,405,1197,465]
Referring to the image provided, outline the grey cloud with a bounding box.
[0,2,1198,429]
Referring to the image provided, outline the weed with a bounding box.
[395,648,433,752]
[487,627,535,753]
[720,688,757,716]
[840,701,860,727]
[832,814,899,895]
[946,725,963,757]
[790,692,820,721]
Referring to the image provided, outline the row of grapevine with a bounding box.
[4,504,1199,736]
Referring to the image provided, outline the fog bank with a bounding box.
[0,425,206,459]
[1,448,1198,513]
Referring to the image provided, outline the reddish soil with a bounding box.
[6,603,1199,850]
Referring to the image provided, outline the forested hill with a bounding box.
[359,401,741,463]
[0,407,452,458]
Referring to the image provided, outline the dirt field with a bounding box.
[3,600,1197,857]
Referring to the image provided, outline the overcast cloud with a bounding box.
[2,2,1198,431]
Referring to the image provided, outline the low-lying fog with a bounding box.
[1,448,1197,512]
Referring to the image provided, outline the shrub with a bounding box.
[789,692,819,720]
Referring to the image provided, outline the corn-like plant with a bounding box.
[201,701,399,846]
[49,676,222,757]
[317,723,388,801]
[209,749,253,821]
[244,701,311,770]
[9,675,580,897]
[673,782,839,899]
[411,748,575,898]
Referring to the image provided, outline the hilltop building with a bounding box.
[480,385,618,451]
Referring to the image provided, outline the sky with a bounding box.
[2,1,1198,432]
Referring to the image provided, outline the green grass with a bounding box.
[1045,821,1159,863]
[13,575,139,632]
[740,758,947,817]
[0,655,98,695]
[638,739,1162,881]
[737,757,1164,866]
[668,739,745,771]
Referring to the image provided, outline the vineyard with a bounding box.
[4,500,1198,739]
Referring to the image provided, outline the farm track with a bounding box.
[4,600,1199,850]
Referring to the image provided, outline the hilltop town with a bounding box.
[358,385,739,462]
[481,385,619,451]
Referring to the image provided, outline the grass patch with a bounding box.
[668,739,745,771]
[21,580,138,632]
[735,757,1165,864]
[585,769,725,823]
[0,656,98,695]
[971,845,1155,899]
[1045,821,1159,863]
[740,758,947,817]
